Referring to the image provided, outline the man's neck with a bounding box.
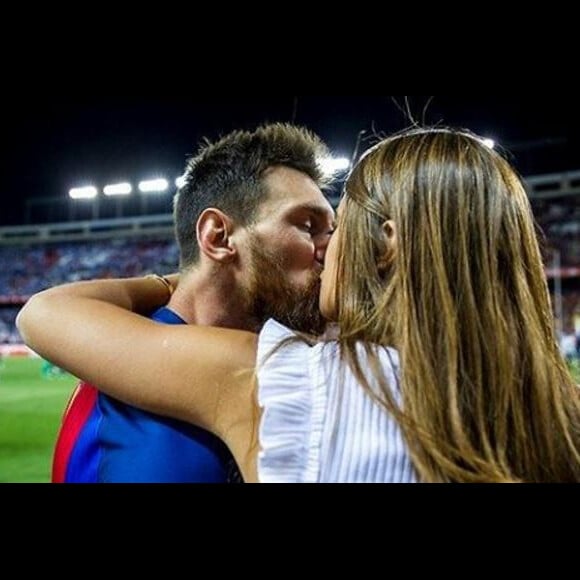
[165,266,260,332]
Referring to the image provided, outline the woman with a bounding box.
[17,128,580,482]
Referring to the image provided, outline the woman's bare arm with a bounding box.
[16,277,258,444]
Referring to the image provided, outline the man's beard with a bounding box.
[244,238,327,336]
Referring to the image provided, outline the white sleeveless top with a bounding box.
[257,319,418,483]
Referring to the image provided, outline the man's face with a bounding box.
[319,198,343,323]
[241,166,335,334]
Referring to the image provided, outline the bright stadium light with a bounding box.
[69,186,98,200]
[138,178,169,193]
[175,175,187,189]
[482,138,496,149]
[321,157,351,176]
[103,182,132,196]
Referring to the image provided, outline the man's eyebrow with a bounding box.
[292,203,335,220]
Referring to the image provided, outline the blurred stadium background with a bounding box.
[1,97,579,482]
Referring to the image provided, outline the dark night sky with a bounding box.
[2,95,579,226]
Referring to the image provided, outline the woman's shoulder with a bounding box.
[256,319,407,483]
[257,318,399,374]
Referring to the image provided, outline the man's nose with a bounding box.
[315,236,330,265]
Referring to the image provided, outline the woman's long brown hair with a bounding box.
[334,127,580,482]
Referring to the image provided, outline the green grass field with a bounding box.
[1,355,579,484]
[0,357,77,483]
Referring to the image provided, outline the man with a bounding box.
[52,123,336,482]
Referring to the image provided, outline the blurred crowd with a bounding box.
[0,238,178,343]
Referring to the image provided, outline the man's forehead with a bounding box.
[261,166,333,216]
[260,196,334,222]
[264,166,316,192]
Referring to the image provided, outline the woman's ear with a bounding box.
[377,220,397,275]
[197,209,236,263]
[382,220,396,244]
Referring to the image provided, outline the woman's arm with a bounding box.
[16,277,258,444]
[21,274,181,315]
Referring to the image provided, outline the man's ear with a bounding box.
[377,219,397,275]
[197,208,236,263]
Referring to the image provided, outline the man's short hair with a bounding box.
[174,123,331,268]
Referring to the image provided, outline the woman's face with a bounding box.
[319,199,344,322]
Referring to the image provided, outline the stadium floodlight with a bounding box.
[138,178,169,193]
[175,175,187,189]
[69,186,98,200]
[321,157,351,176]
[482,138,496,149]
[103,182,132,197]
